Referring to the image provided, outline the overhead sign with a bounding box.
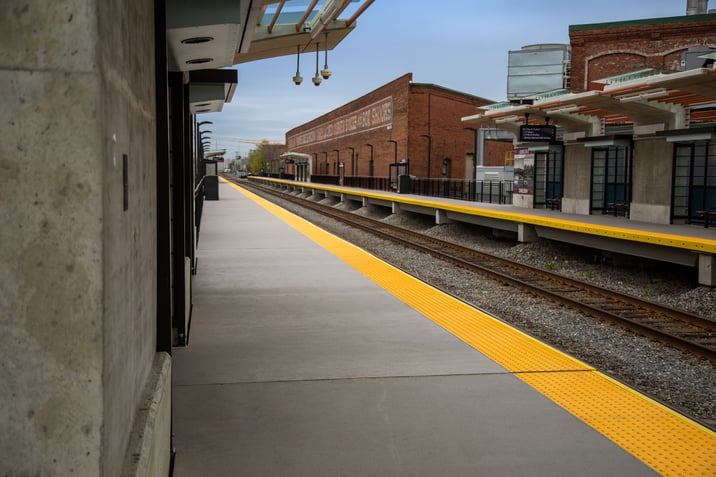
[519,125,556,142]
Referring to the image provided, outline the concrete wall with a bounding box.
[0,1,162,475]
[630,137,674,224]
[561,144,592,215]
[98,0,159,475]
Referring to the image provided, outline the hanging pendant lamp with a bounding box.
[312,42,322,86]
[292,45,303,85]
[321,31,331,80]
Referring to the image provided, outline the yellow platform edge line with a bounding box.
[250,177,716,253]
[226,180,716,477]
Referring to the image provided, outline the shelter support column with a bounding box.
[518,223,538,243]
[435,209,452,225]
[698,254,716,287]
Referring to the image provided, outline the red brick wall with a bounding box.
[285,74,493,179]
[407,84,490,178]
[569,15,716,91]
[286,73,411,177]
[484,140,513,167]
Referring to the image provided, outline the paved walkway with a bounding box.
[171,180,662,476]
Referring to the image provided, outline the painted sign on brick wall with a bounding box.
[287,97,393,148]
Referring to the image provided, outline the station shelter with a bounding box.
[463,67,716,226]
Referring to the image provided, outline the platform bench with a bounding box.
[607,202,630,217]
[697,210,716,228]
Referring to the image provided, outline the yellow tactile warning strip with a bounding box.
[226,179,716,476]
[252,177,716,254]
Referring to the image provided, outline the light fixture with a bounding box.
[618,88,669,103]
[321,31,331,80]
[181,36,214,44]
[292,45,303,85]
[494,115,521,123]
[543,104,580,115]
[312,43,322,86]
[186,58,213,65]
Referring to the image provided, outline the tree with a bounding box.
[246,142,285,174]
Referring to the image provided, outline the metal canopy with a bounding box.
[463,68,716,138]
[166,0,374,71]
[188,69,238,114]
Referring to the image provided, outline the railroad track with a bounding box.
[237,178,716,363]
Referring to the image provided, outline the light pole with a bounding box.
[464,127,478,181]
[420,134,431,179]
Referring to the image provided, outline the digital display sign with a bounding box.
[519,125,556,142]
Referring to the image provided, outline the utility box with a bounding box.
[204,159,219,200]
[398,174,411,194]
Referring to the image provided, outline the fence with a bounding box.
[334,175,513,204]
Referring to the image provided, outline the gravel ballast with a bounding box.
[254,187,716,428]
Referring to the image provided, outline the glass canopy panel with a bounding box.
[260,0,361,27]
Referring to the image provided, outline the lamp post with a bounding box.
[464,127,478,182]
[364,143,374,178]
[420,134,431,179]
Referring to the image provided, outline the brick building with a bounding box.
[285,73,507,181]
[569,13,716,92]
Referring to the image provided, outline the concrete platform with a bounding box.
[171,180,661,476]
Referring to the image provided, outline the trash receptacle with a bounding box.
[204,175,219,200]
[398,174,411,194]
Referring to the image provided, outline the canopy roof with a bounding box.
[463,67,716,138]
[167,0,374,71]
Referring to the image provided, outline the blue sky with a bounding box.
[203,0,693,158]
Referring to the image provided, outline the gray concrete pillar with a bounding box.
[518,223,539,242]
[435,209,453,225]
[698,254,716,287]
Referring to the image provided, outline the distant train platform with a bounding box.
[172,178,716,476]
[249,176,716,286]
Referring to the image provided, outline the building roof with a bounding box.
[569,13,716,32]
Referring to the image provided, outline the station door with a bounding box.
[533,149,563,208]
[672,142,716,222]
[590,146,632,215]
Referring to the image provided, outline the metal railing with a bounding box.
[325,175,514,204]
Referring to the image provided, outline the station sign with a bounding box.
[519,125,556,142]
